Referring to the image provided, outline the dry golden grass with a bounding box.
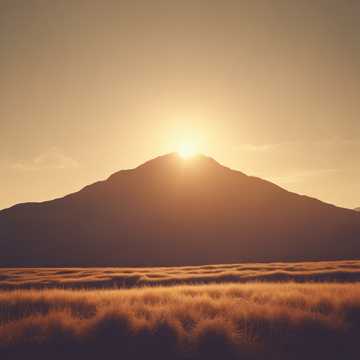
[1,259,360,289]
[1,282,360,359]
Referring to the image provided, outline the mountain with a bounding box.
[1,153,360,266]
[355,208,360,212]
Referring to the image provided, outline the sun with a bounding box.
[178,143,198,158]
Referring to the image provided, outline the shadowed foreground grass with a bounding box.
[0,283,360,359]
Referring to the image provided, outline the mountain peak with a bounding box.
[136,152,224,171]
[104,152,245,190]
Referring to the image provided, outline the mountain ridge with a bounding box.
[1,153,351,214]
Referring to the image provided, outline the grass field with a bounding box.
[2,259,360,289]
[1,265,360,359]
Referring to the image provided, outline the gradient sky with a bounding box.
[1,0,359,210]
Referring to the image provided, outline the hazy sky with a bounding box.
[1,0,359,210]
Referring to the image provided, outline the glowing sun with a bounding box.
[178,143,198,158]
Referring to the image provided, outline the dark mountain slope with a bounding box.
[0,153,359,266]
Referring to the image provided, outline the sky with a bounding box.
[0,0,359,210]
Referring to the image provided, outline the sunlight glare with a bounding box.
[178,143,197,158]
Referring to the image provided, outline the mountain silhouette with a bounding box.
[1,153,359,266]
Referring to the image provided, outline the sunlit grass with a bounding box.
[0,282,360,359]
